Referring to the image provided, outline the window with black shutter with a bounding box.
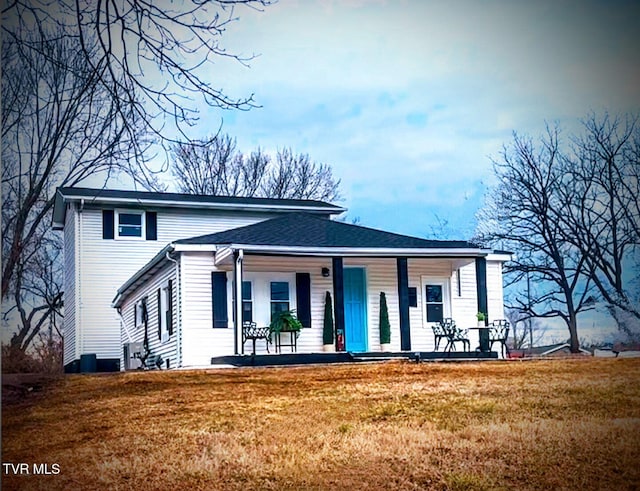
[102,210,114,239]
[211,272,228,328]
[295,273,311,328]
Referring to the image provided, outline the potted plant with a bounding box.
[322,291,335,352]
[269,309,303,333]
[476,311,486,327]
[379,292,391,351]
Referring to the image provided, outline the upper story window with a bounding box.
[117,211,144,239]
[103,209,157,240]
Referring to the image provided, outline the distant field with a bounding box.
[2,359,640,490]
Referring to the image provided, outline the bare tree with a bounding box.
[561,113,640,338]
[262,148,341,201]
[504,307,547,350]
[171,135,342,201]
[172,135,269,196]
[475,126,596,352]
[1,29,141,352]
[3,0,272,175]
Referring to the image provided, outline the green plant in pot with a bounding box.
[476,311,486,327]
[270,309,303,334]
[322,291,335,351]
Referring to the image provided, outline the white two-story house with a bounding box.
[53,187,509,372]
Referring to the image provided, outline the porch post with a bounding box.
[397,257,411,351]
[332,257,345,351]
[475,257,488,324]
[234,250,244,354]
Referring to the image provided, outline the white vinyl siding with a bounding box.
[486,260,505,322]
[180,252,234,366]
[75,206,279,361]
[408,259,454,351]
[119,264,177,370]
[63,203,78,366]
[180,254,333,362]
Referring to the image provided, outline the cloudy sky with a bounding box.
[172,0,638,343]
[109,0,637,343]
[181,0,640,242]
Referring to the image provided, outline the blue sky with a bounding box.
[113,0,638,343]
[174,0,640,241]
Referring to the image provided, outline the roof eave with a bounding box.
[112,244,175,308]
[174,243,491,257]
[58,192,345,215]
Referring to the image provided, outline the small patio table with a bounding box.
[467,327,491,352]
[274,328,298,353]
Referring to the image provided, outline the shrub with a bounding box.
[2,335,63,374]
[379,292,391,345]
[323,291,334,345]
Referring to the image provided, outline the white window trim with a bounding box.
[135,299,145,329]
[241,272,296,328]
[115,209,146,240]
[421,276,452,327]
[160,283,170,344]
[242,280,254,324]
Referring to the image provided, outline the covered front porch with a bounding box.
[172,213,510,367]
[211,349,498,367]
[181,251,503,362]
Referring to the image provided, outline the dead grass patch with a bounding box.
[2,359,640,490]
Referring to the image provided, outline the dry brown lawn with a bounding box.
[2,358,640,490]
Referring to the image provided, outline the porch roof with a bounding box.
[174,213,481,250]
[112,214,496,308]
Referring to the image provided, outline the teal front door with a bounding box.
[344,267,367,352]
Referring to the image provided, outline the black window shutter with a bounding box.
[408,287,418,308]
[211,272,228,328]
[157,288,162,340]
[102,210,114,239]
[296,273,312,328]
[142,298,149,351]
[146,212,157,240]
[167,280,173,336]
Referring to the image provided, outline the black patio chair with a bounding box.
[431,322,446,351]
[440,318,470,352]
[242,321,271,355]
[488,319,510,358]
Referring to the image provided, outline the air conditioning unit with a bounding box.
[123,342,144,370]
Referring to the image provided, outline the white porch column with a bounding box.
[234,249,244,355]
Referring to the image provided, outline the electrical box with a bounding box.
[123,342,144,370]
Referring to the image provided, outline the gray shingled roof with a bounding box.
[53,187,345,228]
[56,186,344,209]
[175,213,479,249]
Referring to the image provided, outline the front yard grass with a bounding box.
[2,358,640,490]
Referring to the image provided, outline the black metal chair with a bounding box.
[431,322,446,351]
[242,321,271,355]
[440,318,470,352]
[488,319,510,358]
